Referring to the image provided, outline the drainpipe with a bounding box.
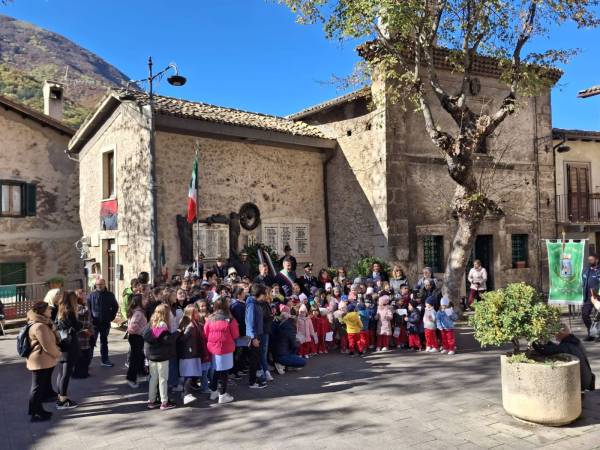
[323,147,337,266]
[532,96,544,291]
[64,148,79,162]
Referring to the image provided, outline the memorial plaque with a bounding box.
[193,223,229,260]
[261,220,310,257]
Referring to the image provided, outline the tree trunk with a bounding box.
[442,213,480,312]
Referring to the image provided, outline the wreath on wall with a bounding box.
[239,203,261,231]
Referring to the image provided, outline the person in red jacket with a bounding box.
[315,307,332,354]
[203,298,239,404]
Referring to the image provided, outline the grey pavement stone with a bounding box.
[1,320,600,449]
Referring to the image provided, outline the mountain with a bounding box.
[0,14,131,127]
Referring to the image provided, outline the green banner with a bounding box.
[546,240,585,305]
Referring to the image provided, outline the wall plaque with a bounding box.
[261,218,310,257]
[193,223,229,260]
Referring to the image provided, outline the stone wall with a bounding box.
[0,107,81,283]
[154,131,329,273]
[302,69,555,291]
[78,103,152,293]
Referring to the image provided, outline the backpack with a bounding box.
[17,323,34,358]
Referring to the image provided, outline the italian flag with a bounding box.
[186,154,198,223]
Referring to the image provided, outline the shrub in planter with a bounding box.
[469,282,580,426]
[349,256,390,279]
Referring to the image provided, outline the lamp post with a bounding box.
[123,57,187,284]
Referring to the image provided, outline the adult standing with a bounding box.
[253,263,274,287]
[245,284,267,389]
[204,298,239,404]
[54,291,82,409]
[26,301,61,422]
[467,260,488,308]
[87,277,119,367]
[278,245,297,275]
[582,254,600,341]
[72,290,93,379]
[213,257,228,280]
[298,263,318,296]
[415,267,437,291]
[371,262,388,282]
[258,294,274,382]
[275,257,296,297]
[389,265,409,293]
[234,251,252,279]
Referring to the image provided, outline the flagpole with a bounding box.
[195,141,201,277]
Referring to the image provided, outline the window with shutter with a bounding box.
[0,181,26,217]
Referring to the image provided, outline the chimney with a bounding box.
[43,80,64,121]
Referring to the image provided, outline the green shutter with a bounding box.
[25,183,36,216]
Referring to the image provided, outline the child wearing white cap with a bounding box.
[436,297,458,355]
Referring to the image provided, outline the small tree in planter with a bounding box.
[469,282,561,356]
[469,282,581,426]
[350,256,391,279]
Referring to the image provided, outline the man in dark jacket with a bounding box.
[298,263,318,296]
[245,284,266,388]
[87,278,119,367]
[534,324,596,391]
[275,257,296,297]
[254,263,274,287]
[271,305,306,373]
[582,254,600,341]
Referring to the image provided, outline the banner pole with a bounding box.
[195,141,200,277]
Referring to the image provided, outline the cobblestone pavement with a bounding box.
[2,320,600,450]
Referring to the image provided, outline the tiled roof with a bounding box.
[357,41,562,84]
[0,93,75,135]
[553,128,600,142]
[288,87,371,120]
[116,89,326,139]
[578,85,600,98]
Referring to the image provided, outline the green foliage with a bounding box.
[46,276,65,287]
[469,283,562,354]
[349,255,390,278]
[507,352,535,364]
[241,243,279,276]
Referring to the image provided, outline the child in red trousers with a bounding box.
[315,308,331,353]
[436,297,458,355]
[341,303,364,356]
[357,303,372,354]
[333,301,348,353]
[406,301,423,351]
[423,298,439,352]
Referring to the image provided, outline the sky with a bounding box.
[2,0,600,130]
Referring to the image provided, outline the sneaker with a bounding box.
[448,350,456,355]
[425,346,431,352]
[230,373,243,381]
[183,394,197,405]
[56,399,78,410]
[147,401,160,409]
[274,362,286,375]
[256,370,264,378]
[160,401,176,410]
[303,355,309,359]
[100,361,114,367]
[264,370,274,381]
[440,349,448,354]
[210,390,219,400]
[381,347,388,352]
[127,380,139,389]
[124,362,129,368]
[218,393,234,404]
[375,347,381,352]
[430,348,439,353]
[249,382,267,389]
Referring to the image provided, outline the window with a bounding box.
[512,234,529,268]
[0,262,27,285]
[0,181,35,217]
[423,235,444,273]
[103,150,115,199]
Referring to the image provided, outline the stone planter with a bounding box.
[501,354,581,426]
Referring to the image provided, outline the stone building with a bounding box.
[0,82,81,286]
[290,50,561,292]
[553,128,600,251]
[67,90,335,293]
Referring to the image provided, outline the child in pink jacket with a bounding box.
[375,295,394,351]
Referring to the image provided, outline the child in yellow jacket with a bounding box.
[341,304,364,356]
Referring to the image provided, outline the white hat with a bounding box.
[441,296,450,306]
[366,287,374,295]
[227,267,237,276]
[299,293,308,303]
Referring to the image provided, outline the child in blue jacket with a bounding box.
[436,297,458,355]
[357,303,372,355]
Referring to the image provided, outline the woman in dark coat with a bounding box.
[54,291,83,409]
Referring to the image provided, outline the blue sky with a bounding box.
[3,0,600,130]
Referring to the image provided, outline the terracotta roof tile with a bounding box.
[288,87,371,120]
[116,89,326,138]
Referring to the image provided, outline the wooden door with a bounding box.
[566,164,590,222]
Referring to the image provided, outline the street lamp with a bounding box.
[120,56,187,101]
[119,57,187,285]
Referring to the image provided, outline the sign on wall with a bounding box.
[193,223,229,260]
[261,219,310,257]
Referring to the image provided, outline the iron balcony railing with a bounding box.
[556,194,600,224]
[0,279,84,320]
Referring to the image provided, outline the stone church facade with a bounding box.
[291,53,559,292]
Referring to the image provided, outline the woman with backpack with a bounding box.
[54,291,83,410]
[25,301,61,422]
